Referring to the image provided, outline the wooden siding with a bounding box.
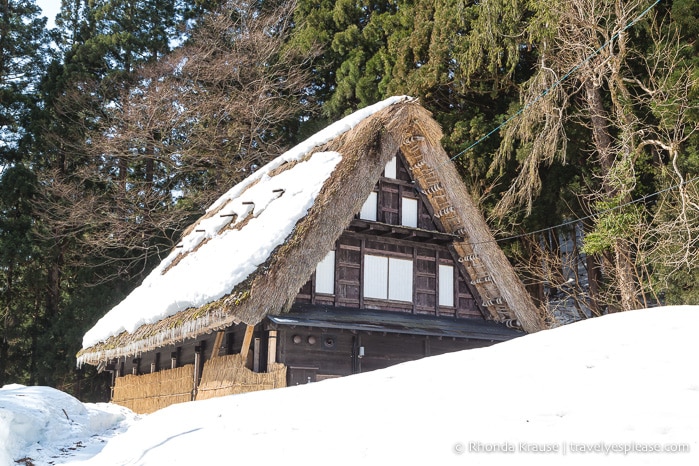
[297,231,482,318]
[277,326,497,384]
[356,153,438,230]
[114,322,260,381]
[295,150,484,319]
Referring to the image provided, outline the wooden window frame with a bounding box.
[315,250,336,295]
[363,254,413,303]
[438,263,455,307]
[359,191,378,221]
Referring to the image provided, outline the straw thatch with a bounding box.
[78,99,543,367]
[195,354,286,400]
[112,365,195,414]
[398,109,546,333]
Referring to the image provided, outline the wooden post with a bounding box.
[110,365,117,401]
[253,337,261,373]
[240,325,255,363]
[211,331,224,359]
[434,249,440,315]
[193,346,201,400]
[267,330,278,367]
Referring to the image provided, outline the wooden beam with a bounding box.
[210,331,224,359]
[267,330,278,366]
[345,225,457,248]
[240,325,255,363]
[193,346,201,400]
[253,338,261,373]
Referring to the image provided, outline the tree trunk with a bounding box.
[0,335,8,386]
[613,238,642,311]
[586,253,603,316]
[45,247,63,320]
[585,81,615,185]
[584,81,640,311]
[0,263,13,386]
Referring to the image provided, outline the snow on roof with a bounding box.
[82,96,411,349]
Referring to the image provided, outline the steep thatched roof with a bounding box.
[77,97,544,366]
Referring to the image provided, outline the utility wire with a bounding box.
[490,174,699,245]
[448,0,662,162]
[433,0,670,245]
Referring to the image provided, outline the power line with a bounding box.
[434,0,669,246]
[448,0,662,163]
[490,174,699,245]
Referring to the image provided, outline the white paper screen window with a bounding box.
[439,264,455,307]
[364,255,388,299]
[388,258,413,301]
[401,197,418,228]
[384,156,397,178]
[315,251,335,294]
[359,191,378,221]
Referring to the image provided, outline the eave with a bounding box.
[268,304,523,342]
[346,218,460,244]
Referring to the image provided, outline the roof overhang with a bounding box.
[267,304,523,342]
[346,218,461,244]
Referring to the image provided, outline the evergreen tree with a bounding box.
[0,0,49,163]
[462,0,699,312]
[10,0,315,396]
[0,0,51,386]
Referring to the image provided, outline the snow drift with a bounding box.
[2,306,697,465]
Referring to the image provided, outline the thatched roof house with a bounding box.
[78,97,544,411]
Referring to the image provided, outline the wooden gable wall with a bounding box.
[295,151,487,321]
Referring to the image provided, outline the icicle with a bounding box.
[458,254,479,263]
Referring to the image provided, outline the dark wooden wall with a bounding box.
[295,152,484,320]
[296,233,482,319]
[276,326,494,385]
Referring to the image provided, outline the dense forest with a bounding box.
[1,0,697,399]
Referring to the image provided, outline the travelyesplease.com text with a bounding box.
[454,441,690,456]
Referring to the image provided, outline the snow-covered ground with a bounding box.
[2,305,697,465]
[0,385,135,466]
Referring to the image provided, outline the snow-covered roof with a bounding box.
[82,149,342,349]
[79,97,410,358]
[78,95,541,366]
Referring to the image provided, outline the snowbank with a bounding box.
[4,306,698,465]
[0,385,134,465]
